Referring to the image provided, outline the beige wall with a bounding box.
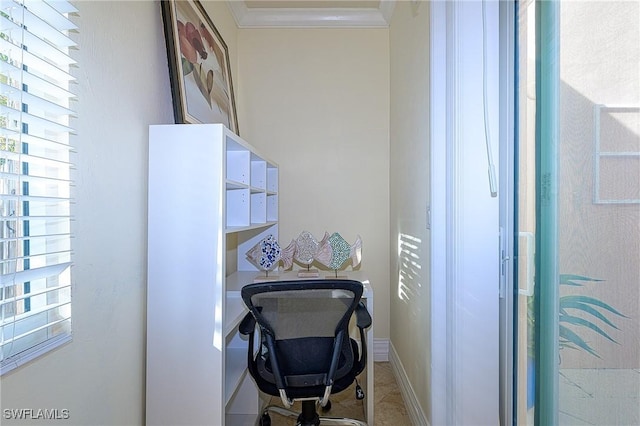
[237,28,391,338]
[0,1,239,425]
[389,0,431,421]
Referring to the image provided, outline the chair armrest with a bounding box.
[239,312,256,335]
[352,302,371,376]
[239,311,261,388]
[355,302,372,329]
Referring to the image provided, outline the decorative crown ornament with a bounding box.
[315,232,362,275]
[245,234,281,273]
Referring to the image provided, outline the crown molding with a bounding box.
[227,0,395,28]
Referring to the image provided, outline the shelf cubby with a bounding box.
[250,192,267,224]
[226,146,250,185]
[267,194,278,222]
[227,188,250,228]
[267,166,278,193]
[250,157,267,190]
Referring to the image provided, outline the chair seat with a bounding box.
[252,338,361,399]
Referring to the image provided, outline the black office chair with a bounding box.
[240,279,372,426]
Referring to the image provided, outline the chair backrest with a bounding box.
[241,279,363,395]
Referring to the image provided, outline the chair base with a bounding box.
[262,403,368,426]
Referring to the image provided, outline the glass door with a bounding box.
[515,1,640,424]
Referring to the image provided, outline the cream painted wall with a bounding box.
[237,28,391,338]
[389,0,431,421]
[0,1,238,425]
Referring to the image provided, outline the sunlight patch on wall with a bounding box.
[397,232,422,302]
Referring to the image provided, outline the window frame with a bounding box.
[593,104,640,205]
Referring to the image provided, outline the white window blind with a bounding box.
[1,0,76,374]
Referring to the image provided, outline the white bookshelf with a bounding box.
[146,124,278,426]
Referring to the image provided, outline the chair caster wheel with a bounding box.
[321,400,332,412]
[260,412,271,426]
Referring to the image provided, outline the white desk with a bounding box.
[226,270,374,424]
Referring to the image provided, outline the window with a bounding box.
[1,0,77,374]
[593,104,640,204]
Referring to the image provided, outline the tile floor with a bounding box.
[265,362,412,425]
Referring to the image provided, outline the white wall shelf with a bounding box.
[146,123,278,426]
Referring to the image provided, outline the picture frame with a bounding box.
[161,0,239,134]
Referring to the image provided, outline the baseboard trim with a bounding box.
[389,342,430,426]
[373,338,389,362]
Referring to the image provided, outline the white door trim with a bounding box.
[430,1,501,424]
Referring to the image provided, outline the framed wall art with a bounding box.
[161,0,239,134]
